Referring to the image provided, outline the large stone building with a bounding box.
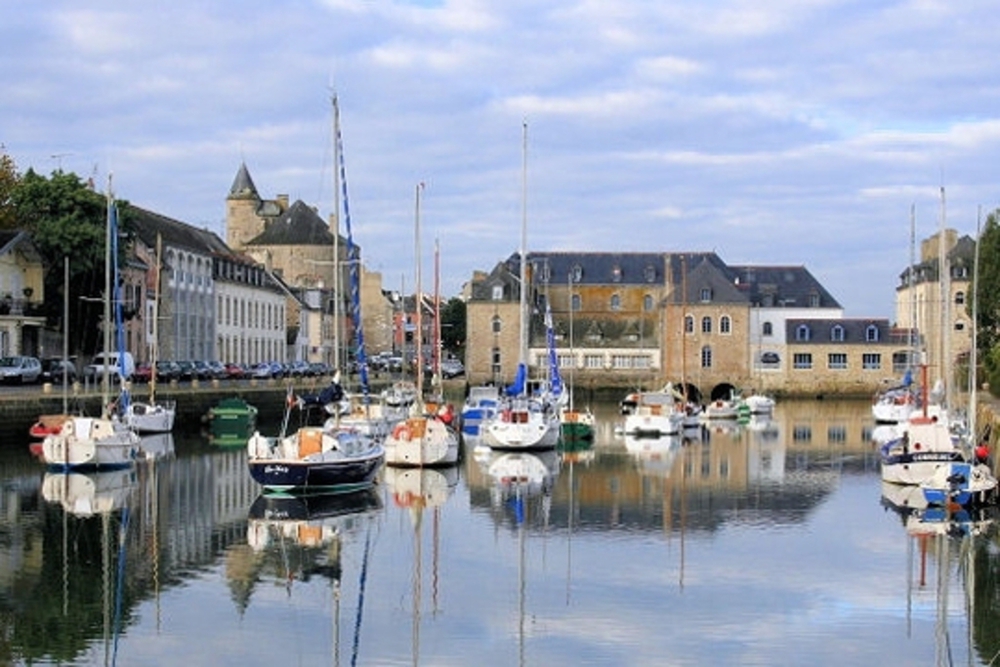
[0,231,45,357]
[465,250,903,399]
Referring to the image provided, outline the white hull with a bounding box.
[40,416,140,469]
[384,417,460,466]
[482,409,561,450]
[879,416,961,486]
[624,409,681,436]
[704,400,739,420]
[383,465,459,509]
[125,401,176,433]
[742,394,775,414]
[42,469,136,516]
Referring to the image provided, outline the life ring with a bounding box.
[393,423,411,441]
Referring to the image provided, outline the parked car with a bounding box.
[133,362,154,383]
[156,360,181,382]
[0,355,42,384]
[40,358,77,384]
[441,359,465,379]
[84,351,135,382]
[205,360,228,379]
[174,360,196,381]
[224,362,247,380]
[251,362,275,379]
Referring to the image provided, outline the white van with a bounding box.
[84,351,136,382]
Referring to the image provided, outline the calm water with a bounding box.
[2,398,999,666]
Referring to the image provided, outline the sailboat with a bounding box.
[124,233,176,434]
[559,275,594,442]
[247,95,384,493]
[482,122,562,451]
[41,181,141,470]
[384,188,459,467]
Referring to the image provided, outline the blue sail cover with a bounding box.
[110,201,130,412]
[334,101,370,404]
[505,363,526,397]
[545,303,562,398]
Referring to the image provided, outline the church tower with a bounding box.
[226,162,272,252]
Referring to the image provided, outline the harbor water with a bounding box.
[1,397,997,666]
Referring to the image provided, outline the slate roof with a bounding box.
[525,251,665,286]
[468,260,521,301]
[784,318,897,345]
[727,264,841,309]
[0,230,43,263]
[228,162,260,200]
[898,233,976,286]
[129,205,234,257]
[247,199,339,247]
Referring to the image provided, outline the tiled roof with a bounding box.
[228,162,259,200]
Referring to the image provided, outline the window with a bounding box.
[611,265,622,282]
[828,426,847,444]
[862,353,881,370]
[955,321,965,331]
[795,325,811,341]
[762,321,773,336]
[491,285,503,300]
[701,316,712,333]
[684,315,694,334]
[700,287,712,302]
[809,294,820,307]
[540,262,551,282]
[491,316,502,334]
[571,265,582,282]
[762,294,774,307]
[956,291,965,305]
[720,315,731,334]
[610,294,621,311]
[643,294,654,312]
[491,347,501,376]
[584,354,603,369]
[828,353,848,370]
[571,294,581,311]
[831,325,844,342]
[793,353,813,369]
[700,345,712,368]
[644,265,656,283]
[865,325,879,342]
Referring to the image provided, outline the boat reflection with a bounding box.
[624,433,682,476]
[383,465,459,511]
[247,488,383,549]
[42,468,138,517]
[474,447,560,503]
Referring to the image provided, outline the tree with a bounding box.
[11,169,133,356]
[0,146,19,229]
[974,209,1000,394]
[440,297,466,358]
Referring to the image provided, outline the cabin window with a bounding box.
[720,315,731,334]
[831,325,844,342]
[684,315,694,334]
[701,316,712,334]
[700,345,712,368]
[865,325,879,342]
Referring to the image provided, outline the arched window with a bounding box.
[643,294,654,312]
[762,321,773,336]
[701,316,712,333]
[571,294,581,311]
[866,324,879,342]
[720,315,731,334]
[700,345,712,368]
[684,315,694,334]
[831,325,844,342]
[610,294,621,311]
[571,265,582,282]
[644,265,656,283]
[796,324,811,341]
[492,316,502,334]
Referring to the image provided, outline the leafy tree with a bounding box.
[0,146,19,229]
[11,169,133,356]
[440,296,466,357]
[974,209,1000,395]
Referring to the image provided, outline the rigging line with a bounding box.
[112,506,130,667]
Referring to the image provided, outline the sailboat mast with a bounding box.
[151,233,162,403]
[434,238,442,388]
[971,206,982,441]
[940,186,951,411]
[415,183,424,399]
[568,272,574,412]
[103,176,113,410]
[519,121,529,371]
[332,94,342,373]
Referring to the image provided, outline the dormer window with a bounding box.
[796,324,811,341]
[492,285,503,300]
[831,325,844,342]
[809,293,819,308]
[540,262,551,283]
[644,265,656,283]
[700,287,712,303]
[611,265,622,282]
[866,324,879,342]
[762,294,774,307]
[571,265,582,283]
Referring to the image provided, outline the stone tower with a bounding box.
[226,162,285,253]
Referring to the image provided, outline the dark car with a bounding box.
[40,358,77,384]
[133,362,154,383]
[156,360,181,382]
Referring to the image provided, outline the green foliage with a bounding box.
[0,146,19,229]
[440,296,466,357]
[975,210,1000,356]
[10,169,133,356]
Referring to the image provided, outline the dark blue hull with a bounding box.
[249,451,383,492]
[248,487,383,518]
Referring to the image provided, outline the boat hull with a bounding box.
[40,416,140,471]
[384,417,459,467]
[126,401,176,433]
[248,452,383,493]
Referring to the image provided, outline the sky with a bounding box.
[3,0,999,319]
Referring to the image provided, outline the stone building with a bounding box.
[0,231,45,357]
[465,250,900,399]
